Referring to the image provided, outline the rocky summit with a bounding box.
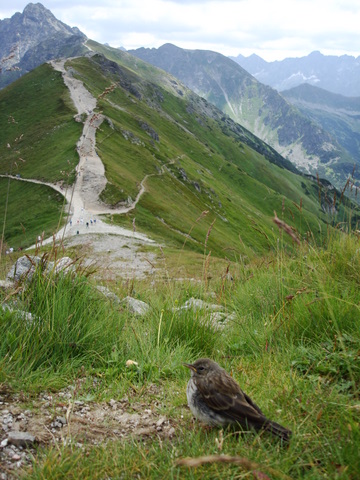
[0,3,87,88]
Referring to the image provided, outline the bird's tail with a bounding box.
[264,420,292,442]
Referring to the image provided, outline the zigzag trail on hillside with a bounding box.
[48,59,153,238]
[4,59,161,278]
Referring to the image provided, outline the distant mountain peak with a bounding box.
[0,2,86,88]
[23,2,48,13]
[232,50,360,96]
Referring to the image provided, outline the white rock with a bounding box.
[176,297,224,312]
[122,296,150,316]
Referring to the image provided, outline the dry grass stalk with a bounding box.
[316,173,322,204]
[251,226,270,246]
[176,455,292,480]
[180,210,209,251]
[204,218,216,252]
[203,251,212,286]
[351,163,356,178]
[273,211,300,245]
[292,198,302,212]
[339,178,350,204]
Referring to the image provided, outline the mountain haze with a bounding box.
[231,51,360,97]
[282,84,360,168]
[129,44,355,188]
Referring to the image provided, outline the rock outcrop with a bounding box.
[0,3,87,88]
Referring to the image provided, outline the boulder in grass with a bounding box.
[121,296,150,316]
[47,256,74,275]
[96,285,121,304]
[6,255,41,282]
[175,297,224,312]
[7,255,74,283]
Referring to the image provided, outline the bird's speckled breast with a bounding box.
[186,378,229,427]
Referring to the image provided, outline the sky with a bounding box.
[1,0,360,62]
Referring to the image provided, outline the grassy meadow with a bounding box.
[0,222,359,479]
[0,51,359,479]
[1,53,359,253]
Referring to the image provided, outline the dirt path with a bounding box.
[3,59,160,278]
[16,60,152,242]
[50,59,148,222]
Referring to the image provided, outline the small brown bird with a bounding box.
[184,358,291,442]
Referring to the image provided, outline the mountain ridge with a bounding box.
[0,2,87,88]
[129,43,356,189]
[282,83,360,166]
[2,45,354,254]
[1,4,358,191]
[230,50,360,97]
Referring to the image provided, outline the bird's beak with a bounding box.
[183,363,196,372]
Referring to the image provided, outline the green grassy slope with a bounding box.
[67,53,358,258]
[0,63,82,182]
[0,178,66,250]
[0,51,358,254]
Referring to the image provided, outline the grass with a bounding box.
[0,63,82,252]
[0,257,124,390]
[0,63,82,183]
[0,178,67,250]
[0,47,359,479]
[1,225,359,479]
[1,54,359,255]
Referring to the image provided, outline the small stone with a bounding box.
[56,416,67,425]
[0,438,8,447]
[121,296,150,316]
[11,453,21,462]
[167,427,176,437]
[8,431,36,447]
[156,417,166,427]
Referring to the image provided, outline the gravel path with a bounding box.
[49,59,153,243]
[3,59,159,278]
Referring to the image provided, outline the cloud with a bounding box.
[1,0,360,61]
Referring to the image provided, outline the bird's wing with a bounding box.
[196,370,266,425]
[242,391,265,416]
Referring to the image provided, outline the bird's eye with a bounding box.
[197,366,205,371]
